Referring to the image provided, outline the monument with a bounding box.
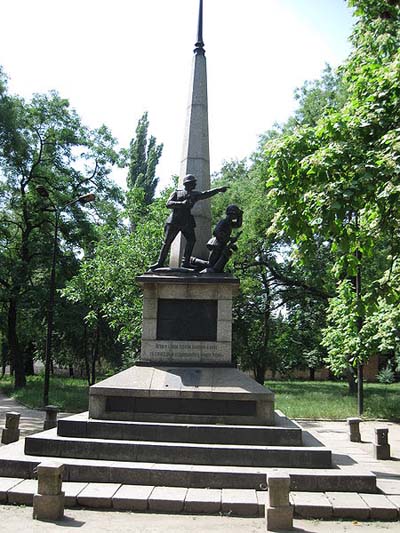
[87,0,275,426]
[0,1,378,517]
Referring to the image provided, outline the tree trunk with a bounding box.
[309,367,315,381]
[83,324,91,386]
[1,339,7,377]
[24,342,35,375]
[69,365,74,378]
[346,369,357,395]
[254,365,266,385]
[8,296,26,389]
[90,321,100,386]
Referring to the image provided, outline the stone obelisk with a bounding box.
[86,0,275,428]
[169,0,211,267]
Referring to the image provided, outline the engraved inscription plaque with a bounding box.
[157,299,217,341]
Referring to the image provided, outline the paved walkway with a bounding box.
[300,419,400,495]
[0,391,46,441]
[0,391,71,444]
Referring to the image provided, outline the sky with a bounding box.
[0,0,355,190]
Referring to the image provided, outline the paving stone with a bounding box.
[326,491,370,520]
[148,486,187,513]
[221,488,258,517]
[0,477,23,503]
[359,493,398,520]
[184,487,221,514]
[7,478,37,505]
[377,478,400,495]
[77,482,120,508]
[290,491,333,518]
[63,482,89,507]
[112,484,154,511]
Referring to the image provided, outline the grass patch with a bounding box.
[0,375,89,412]
[266,380,400,420]
[1,375,399,420]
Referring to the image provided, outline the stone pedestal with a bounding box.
[33,461,65,521]
[137,272,238,364]
[373,428,390,460]
[266,472,293,531]
[89,365,274,425]
[88,272,275,425]
[1,411,20,444]
[44,405,59,430]
[347,417,361,442]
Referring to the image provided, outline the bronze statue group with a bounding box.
[150,174,242,274]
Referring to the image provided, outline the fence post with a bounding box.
[266,471,293,531]
[33,461,65,521]
[347,417,361,442]
[374,428,390,460]
[44,405,59,430]
[1,412,21,444]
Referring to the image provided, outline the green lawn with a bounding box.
[1,375,399,420]
[0,375,89,412]
[266,380,400,420]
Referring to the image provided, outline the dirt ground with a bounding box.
[1,505,399,533]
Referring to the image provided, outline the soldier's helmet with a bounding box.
[183,174,197,185]
[226,204,242,216]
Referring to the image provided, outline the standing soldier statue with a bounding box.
[150,174,227,270]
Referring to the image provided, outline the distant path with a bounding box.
[0,391,72,446]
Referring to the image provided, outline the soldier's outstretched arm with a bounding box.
[199,186,229,200]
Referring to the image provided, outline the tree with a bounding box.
[63,187,169,366]
[125,112,163,206]
[0,71,122,390]
[210,158,331,384]
[263,0,400,392]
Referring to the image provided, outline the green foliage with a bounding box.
[262,0,400,376]
[291,64,346,128]
[377,363,395,384]
[211,158,330,383]
[0,68,123,388]
[125,112,163,205]
[63,187,169,363]
[322,280,362,374]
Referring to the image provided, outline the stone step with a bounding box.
[0,478,396,519]
[58,413,303,446]
[0,441,377,492]
[24,429,332,468]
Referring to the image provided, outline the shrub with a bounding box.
[377,364,395,385]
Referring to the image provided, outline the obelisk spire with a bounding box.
[169,0,211,267]
[195,0,204,52]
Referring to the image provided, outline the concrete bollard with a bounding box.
[266,472,293,531]
[33,461,65,521]
[1,411,21,444]
[374,428,391,460]
[43,405,59,430]
[347,417,361,442]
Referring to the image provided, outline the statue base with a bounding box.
[88,271,275,425]
[136,271,239,365]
